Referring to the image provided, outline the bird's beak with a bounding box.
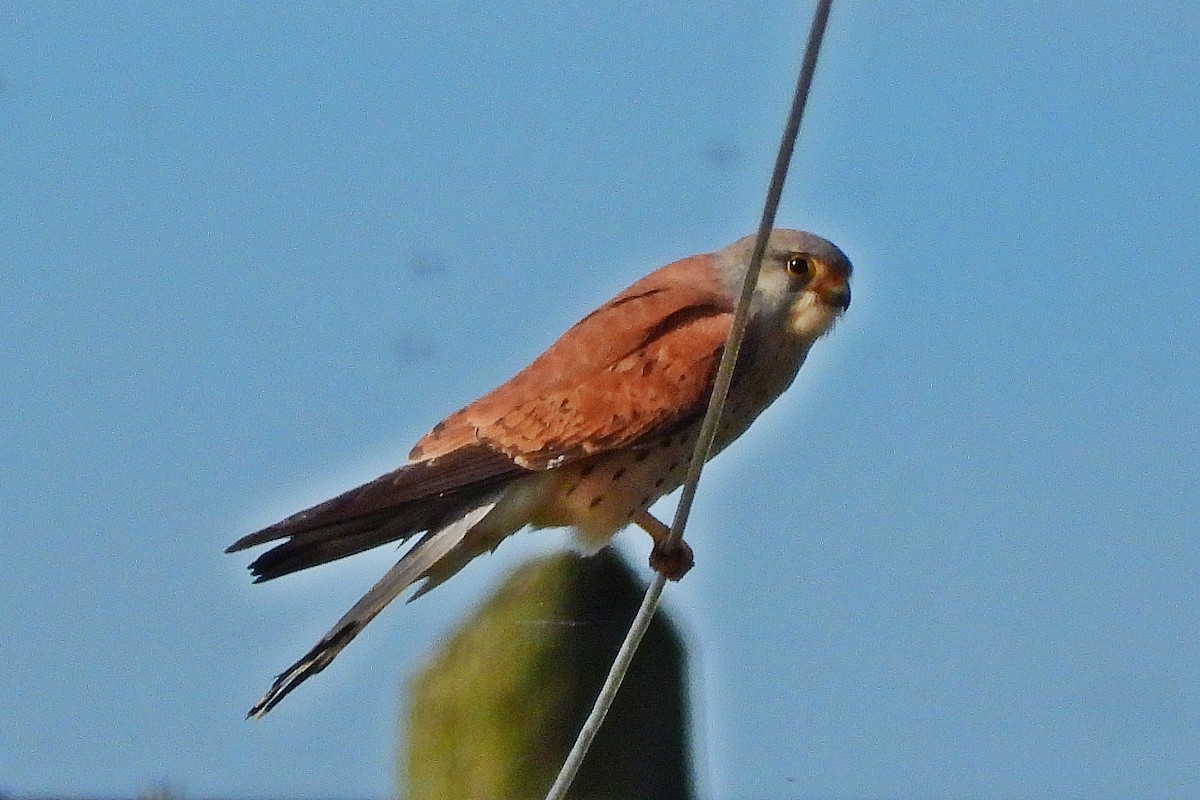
[821,283,851,312]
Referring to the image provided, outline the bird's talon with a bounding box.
[650,539,694,581]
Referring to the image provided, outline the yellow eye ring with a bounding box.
[786,254,816,280]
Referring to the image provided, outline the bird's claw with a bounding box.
[649,538,694,581]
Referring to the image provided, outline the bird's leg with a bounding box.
[631,509,694,581]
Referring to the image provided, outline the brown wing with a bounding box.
[410,253,735,469]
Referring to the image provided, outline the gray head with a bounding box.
[711,228,852,342]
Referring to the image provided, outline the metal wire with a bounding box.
[542,2,835,798]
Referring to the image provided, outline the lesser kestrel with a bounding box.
[229,228,852,716]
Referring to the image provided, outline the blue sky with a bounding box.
[3,3,1198,798]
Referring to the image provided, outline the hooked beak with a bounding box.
[822,283,851,312]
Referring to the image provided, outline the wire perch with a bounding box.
[542,1,837,797]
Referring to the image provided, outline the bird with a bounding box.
[228,228,852,717]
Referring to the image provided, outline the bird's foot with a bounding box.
[649,538,694,581]
[631,508,695,580]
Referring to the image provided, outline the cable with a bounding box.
[542,2,836,797]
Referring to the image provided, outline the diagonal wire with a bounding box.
[543,2,835,798]
[666,0,834,557]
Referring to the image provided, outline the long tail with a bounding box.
[245,500,499,718]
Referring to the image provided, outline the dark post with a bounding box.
[403,549,693,800]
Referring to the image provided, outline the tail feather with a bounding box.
[246,500,500,718]
[232,443,530,716]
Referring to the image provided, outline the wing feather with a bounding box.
[227,445,524,582]
[410,253,734,468]
[227,444,522,551]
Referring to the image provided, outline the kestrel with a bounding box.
[229,228,852,716]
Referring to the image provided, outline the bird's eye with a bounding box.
[785,254,816,281]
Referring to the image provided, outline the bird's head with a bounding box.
[713,228,852,343]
